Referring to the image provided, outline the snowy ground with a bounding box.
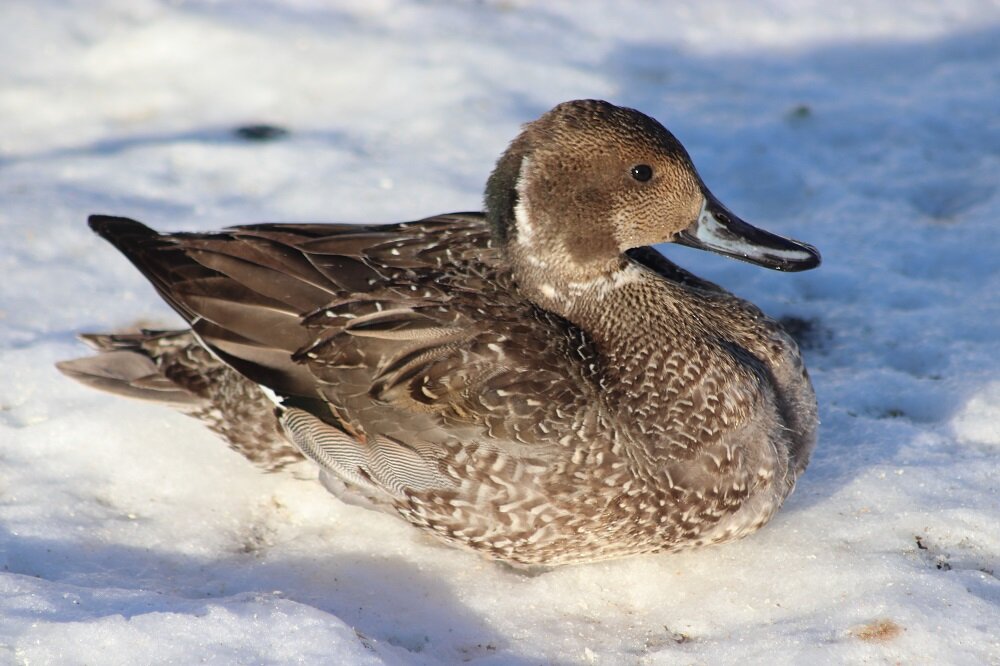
[2,1,1000,663]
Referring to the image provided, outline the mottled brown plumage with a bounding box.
[59,100,820,566]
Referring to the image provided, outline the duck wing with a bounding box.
[88,214,601,501]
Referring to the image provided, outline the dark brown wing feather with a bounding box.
[86,214,602,471]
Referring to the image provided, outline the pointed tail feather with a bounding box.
[57,351,204,407]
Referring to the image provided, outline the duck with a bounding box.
[58,100,820,566]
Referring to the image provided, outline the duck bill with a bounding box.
[675,197,821,272]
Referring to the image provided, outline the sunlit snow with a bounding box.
[2,1,999,663]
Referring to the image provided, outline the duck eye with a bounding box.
[630,164,653,182]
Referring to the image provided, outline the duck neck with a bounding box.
[510,241,686,362]
[507,243,631,318]
[528,254,715,406]
[567,263,685,361]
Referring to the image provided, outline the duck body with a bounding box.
[60,101,819,566]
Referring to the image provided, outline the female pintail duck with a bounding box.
[59,100,820,566]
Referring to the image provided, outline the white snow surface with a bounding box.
[2,1,1000,663]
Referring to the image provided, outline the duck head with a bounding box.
[485,100,820,312]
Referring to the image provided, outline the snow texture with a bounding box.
[2,1,999,663]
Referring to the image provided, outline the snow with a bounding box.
[2,0,999,663]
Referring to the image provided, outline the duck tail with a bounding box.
[56,330,205,407]
[57,328,306,472]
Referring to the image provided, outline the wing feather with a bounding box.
[86,213,601,502]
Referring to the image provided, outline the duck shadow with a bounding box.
[0,524,535,664]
